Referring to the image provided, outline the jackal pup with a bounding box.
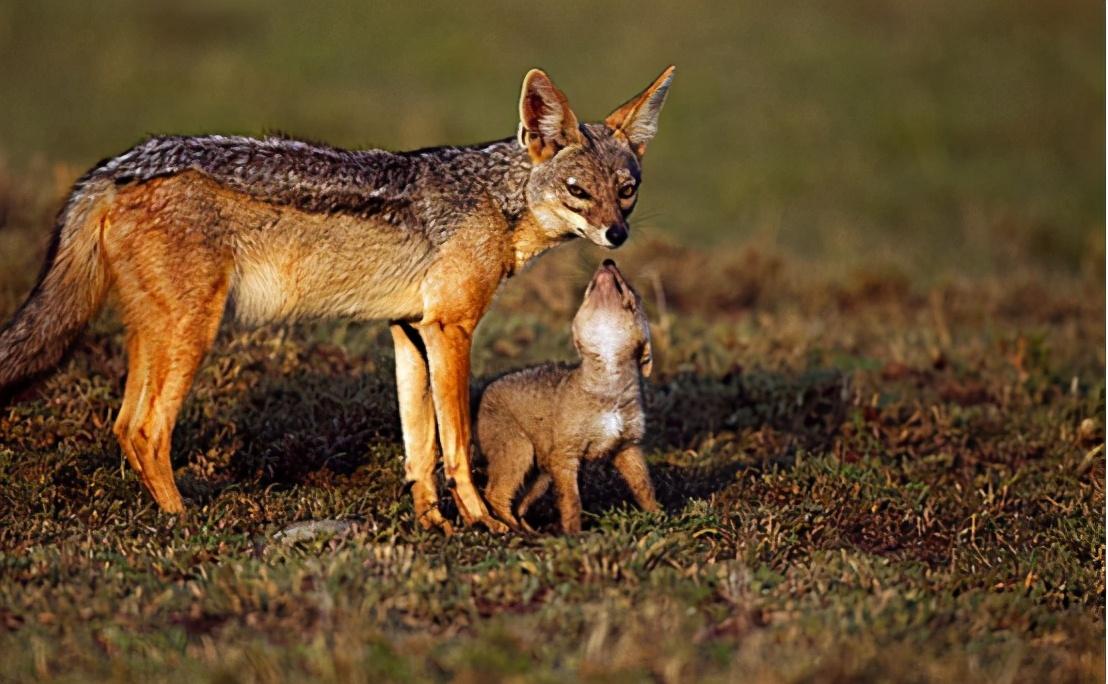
[478,259,660,533]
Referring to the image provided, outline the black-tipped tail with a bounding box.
[0,179,113,394]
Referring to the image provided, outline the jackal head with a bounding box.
[572,259,653,378]
[518,67,675,249]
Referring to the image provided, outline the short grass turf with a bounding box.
[0,219,1103,682]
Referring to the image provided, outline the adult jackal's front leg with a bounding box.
[391,322,453,535]
[421,320,508,533]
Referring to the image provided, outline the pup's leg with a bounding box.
[391,322,453,534]
[516,472,551,533]
[481,433,534,531]
[483,460,526,531]
[550,460,582,534]
[421,320,507,533]
[612,445,660,513]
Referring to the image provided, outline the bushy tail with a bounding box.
[0,177,114,391]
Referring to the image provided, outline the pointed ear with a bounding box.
[518,69,583,163]
[605,65,675,159]
[639,338,654,378]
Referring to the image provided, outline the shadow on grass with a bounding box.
[174,364,849,522]
[645,367,850,454]
[171,367,404,504]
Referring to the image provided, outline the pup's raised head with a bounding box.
[519,67,675,250]
[572,259,653,377]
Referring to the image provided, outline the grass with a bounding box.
[0,1,1104,682]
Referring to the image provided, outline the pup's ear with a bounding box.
[639,338,654,378]
[519,69,583,163]
[605,65,675,159]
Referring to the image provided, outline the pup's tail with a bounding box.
[0,176,115,392]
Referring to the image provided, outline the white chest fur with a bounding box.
[599,410,625,439]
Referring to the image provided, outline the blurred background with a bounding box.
[0,0,1102,280]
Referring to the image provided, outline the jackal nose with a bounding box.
[605,224,628,247]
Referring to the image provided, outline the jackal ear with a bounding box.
[519,69,583,163]
[605,65,675,159]
[639,338,654,378]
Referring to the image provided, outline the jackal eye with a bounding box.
[618,183,636,200]
[566,179,590,200]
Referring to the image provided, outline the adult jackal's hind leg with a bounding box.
[113,283,227,513]
[107,234,229,513]
[103,178,233,513]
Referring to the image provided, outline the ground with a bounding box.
[0,223,1102,682]
[0,2,1104,682]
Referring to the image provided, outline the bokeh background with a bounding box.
[1,0,1102,275]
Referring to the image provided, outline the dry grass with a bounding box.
[0,162,1103,682]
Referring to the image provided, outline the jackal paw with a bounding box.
[477,516,510,534]
[416,505,455,536]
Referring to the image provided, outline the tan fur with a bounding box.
[0,68,676,533]
[477,261,659,534]
[99,174,511,525]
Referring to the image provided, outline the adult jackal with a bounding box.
[0,66,675,534]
